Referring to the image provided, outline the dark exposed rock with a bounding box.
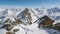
[37,15,54,28]
[12,18,23,26]
[2,24,13,31]
[13,29,19,32]
[2,18,13,31]
[52,23,60,31]
[6,32,15,34]
[0,23,1,24]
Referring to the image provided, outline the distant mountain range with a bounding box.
[0,7,60,34]
[0,7,60,26]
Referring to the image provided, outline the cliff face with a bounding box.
[36,15,54,28]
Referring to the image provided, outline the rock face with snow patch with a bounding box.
[37,15,54,28]
[17,8,32,25]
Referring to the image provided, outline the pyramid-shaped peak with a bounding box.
[24,8,29,11]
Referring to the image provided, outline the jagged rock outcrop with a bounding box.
[6,32,15,34]
[17,8,32,25]
[1,18,22,31]
[52,23,60,31]
[13,29,19,32]
[36,15,54,28]
[1,18,14,31]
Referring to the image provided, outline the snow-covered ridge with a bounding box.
[0,7,60,24]
[0,7,60,34]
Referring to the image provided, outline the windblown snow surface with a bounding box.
[0,7,60,34]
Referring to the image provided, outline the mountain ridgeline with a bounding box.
[0,7,60,32]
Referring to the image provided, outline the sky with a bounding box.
[0,0,60,8]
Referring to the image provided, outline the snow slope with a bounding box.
[13,23,49,34]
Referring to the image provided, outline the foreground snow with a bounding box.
[14,23,49,34]
[0,29,7,34]
[0,23,60,34]
[12,23,60,34]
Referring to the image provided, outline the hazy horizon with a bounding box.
[0,0,60,8]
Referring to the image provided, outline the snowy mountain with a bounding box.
[0,7,60,34]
